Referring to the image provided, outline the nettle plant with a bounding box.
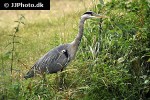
[2,15,25,78]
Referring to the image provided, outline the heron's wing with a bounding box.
[24,44,71,79]
[32,44,70,73]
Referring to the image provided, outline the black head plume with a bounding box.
[83,11,94,16]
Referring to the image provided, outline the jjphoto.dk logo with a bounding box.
[4,3,9,8]
[0,0,50,10]
[4,2,43,8]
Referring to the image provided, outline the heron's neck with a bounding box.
[68,17,86,59]
[73,17,86,46]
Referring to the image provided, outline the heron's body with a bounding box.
[24,44,70,78]
[24,11,105,79]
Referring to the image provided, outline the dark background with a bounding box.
[0,0,50,10]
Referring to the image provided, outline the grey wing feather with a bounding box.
[24,44,70,79]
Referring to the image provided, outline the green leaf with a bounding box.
[144,80,149,84]
[21,21,25,25]
[117,57,125,63]
[147,58,150,62]
[97,4,102,10]
[3,51,12,60]
[99,0,104,5]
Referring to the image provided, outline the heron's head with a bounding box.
[81,11,106,19]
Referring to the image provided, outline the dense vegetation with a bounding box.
[0,0,149,99]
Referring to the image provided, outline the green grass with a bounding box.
[0,0,150,100]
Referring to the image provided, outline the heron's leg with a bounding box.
[55,71,65,91]
[61,68,64,72]
[42,72,47,82]
[58,69,66,90]
[55,72,61,90]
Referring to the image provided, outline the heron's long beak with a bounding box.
[93,14,107,18]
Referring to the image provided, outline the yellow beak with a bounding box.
[94,14,107,18]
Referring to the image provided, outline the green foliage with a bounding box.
[0,0,150,100]
[77,0,150,99]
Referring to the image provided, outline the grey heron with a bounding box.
[24,11,105,79]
